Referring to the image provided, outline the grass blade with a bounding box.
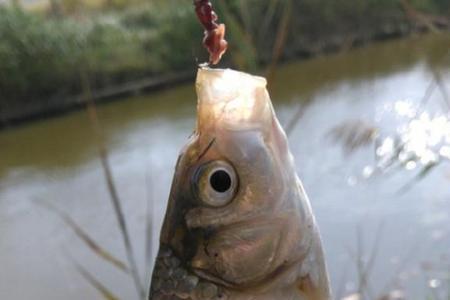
[36,200,129,274]
[265,0,293,86]
[258,0,281,49]
[329,120,379,154]
[81,70,145,299]
[397,161,439,194]
[431,68,450,110]
[72,259,120,300]
[216,0,258,71]
[144,164,154,283]
[400,0,439,33]
[284,101,307,137]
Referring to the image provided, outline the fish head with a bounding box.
[150,68,330,300]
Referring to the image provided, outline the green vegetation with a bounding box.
[0,0,448,123]
[0,2,203,116]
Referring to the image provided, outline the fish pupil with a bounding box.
[209,170,231,193]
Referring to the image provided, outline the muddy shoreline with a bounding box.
[0,71,195,129]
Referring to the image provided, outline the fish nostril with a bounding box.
[209,170,231,192]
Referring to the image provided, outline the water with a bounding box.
[1,34,449,300]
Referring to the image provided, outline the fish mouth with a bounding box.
[191,268,236,289]
[196,67,273,132]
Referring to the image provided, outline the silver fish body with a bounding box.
[149,68,331,300]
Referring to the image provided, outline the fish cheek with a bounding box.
[202,222,283,286]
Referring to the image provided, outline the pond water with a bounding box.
[1,34,449,300]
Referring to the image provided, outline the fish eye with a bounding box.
[193,161,238,207]
[209,169,231,192]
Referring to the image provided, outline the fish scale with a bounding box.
[151,247,225,299]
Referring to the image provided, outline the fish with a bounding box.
[148,68,331,300]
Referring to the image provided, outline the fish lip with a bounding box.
[191,268,236,289]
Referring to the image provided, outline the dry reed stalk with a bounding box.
[80,70,145,299]
[36,200,129,273]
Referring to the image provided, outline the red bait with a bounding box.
[194,0,228,65]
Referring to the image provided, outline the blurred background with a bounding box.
[0,0,449,299]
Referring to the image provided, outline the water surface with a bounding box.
[1,34,450,299]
